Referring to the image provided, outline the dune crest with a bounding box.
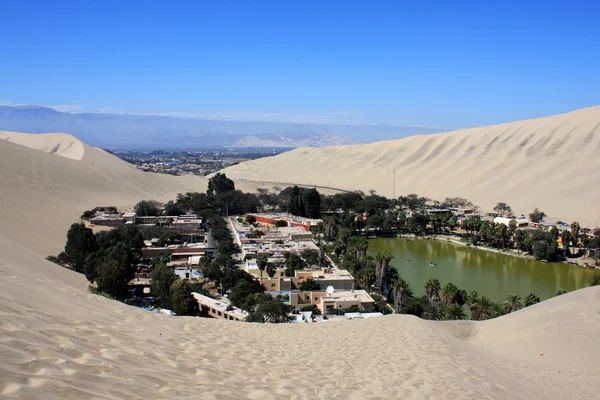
[0,131,87,161]
[221,106,600,224]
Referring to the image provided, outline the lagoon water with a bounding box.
[367,238,596,301]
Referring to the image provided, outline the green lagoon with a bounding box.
[367,238,597,301]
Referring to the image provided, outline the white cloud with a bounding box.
[46,104,85,113]
[0,101,26,106]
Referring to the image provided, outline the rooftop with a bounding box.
[192,293,249,319]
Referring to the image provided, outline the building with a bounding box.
[493,217,529,228]
[192,293,248,321]
[295,268,355,290]
[289,289,375,315]
[90,213,123,227]
[246,213,322,232]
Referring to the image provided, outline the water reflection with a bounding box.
[367,238,596,301]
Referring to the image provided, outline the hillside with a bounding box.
[0,131,599,399]
[221,106,600,225]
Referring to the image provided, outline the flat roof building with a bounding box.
[192,293,248,321]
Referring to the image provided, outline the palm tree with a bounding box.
[375,253,393,294]
[443,304,467,320]
[467,290,479,307]
[265,262,277,278]
[441,282,459,306]
[561,230,572,254]
[469,296,494,320]
[384,267,399,299]
[424,278,441,304]
[570,222,581,247]
[361,268,376,290]
[524,292,541,306]
[490,301,506,318]
[256,254,268,279]
[423,304,444,320]
[503,294,523,314]
[393,278,413,314]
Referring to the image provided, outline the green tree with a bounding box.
[493,202,512,217]
[164,200,185,216]
[441,282,459,306]
[151,264,178,308]
[570,222,581,246]
[528,208,546,223]
[300,278,321,291]
[134,200,161,217]
[229,279,265,308]
[302,188,321,218]
[555,289,567,296]
[266,262,278,278]
[170,280,198,316]
[207,173,235,196]
[469,296,494,320]
[393,278,413,314]
[96,259,129,299]
[503,294,523,313]
[424,278,441,304]
[65,222,98,273]
[288,186,303,216]
[256,254,268,279]
[443,304,467,320]
[245,293,291,323]
[524,292,541,306]
[301,249,320,268]
[275,220,288,227]
[246,215,256,224]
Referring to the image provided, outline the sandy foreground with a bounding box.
[221,106,600,226]
[1,131,600,399]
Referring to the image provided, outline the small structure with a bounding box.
[493,217,529,228]
[192,293,248,321]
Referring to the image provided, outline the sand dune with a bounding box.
[0,133,264,256]
[221,106,600,225]
[1,130,599,399]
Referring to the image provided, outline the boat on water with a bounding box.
[429,262,436,267]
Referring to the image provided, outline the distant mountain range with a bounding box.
[0,105,443,149]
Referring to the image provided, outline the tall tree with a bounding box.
[393,278,413,314]
[134,200,161,217]
[441,282,459,306]
[151,264,178,308]
[469,296,494,320]
[528,208,546,223]
[493,202,512,217]
[169,280,198,316]
[65,223,98,273]
[207,173,235,196]
[443,304,467,320]
[570,222,581,247]
[424,278,441,304]
[302,188,321,218]
[256,254,268,279]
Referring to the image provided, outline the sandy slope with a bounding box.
[0,132,264,256]
[221,106,600,225]
[0,131,599,399]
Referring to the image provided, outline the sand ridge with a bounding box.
[221,106,600,225]
[0,131,87,161]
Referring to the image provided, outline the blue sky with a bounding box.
[1,0,599,128]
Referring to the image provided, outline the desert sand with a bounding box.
[1,130,599,399]
[222,106,600,225]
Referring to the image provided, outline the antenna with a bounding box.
[326,285,334,297]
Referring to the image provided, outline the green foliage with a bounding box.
[65,222,98,273]
[301,249,320,268]
[134,200,161,217]
[255,253,268,278]
[265,262,278,278]
[151,264,178,308]
[528,208,546,223]
[397,194,427,210]
[207,173,235,196]
[555,289,567,296]
[589,273,600,287]
[176,192,211,213]
[164,200,186,216]
[287,186,322,218]
[275,219,287,227]
[246,215,256,224]
[96,259,130,299]
[443,304,467,320]
[169,280,198,316]
[246,293,291,323]
[284,253,305,276]
[493,202,512,216]
[524,292,541,306]
[299,278,321,291]
[503,293,523,313]
[424,278,441,304]
[300,304,321,315]
[229,279,265,308]
[46,252,70,267]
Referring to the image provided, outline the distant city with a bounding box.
[114,148,290,176]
